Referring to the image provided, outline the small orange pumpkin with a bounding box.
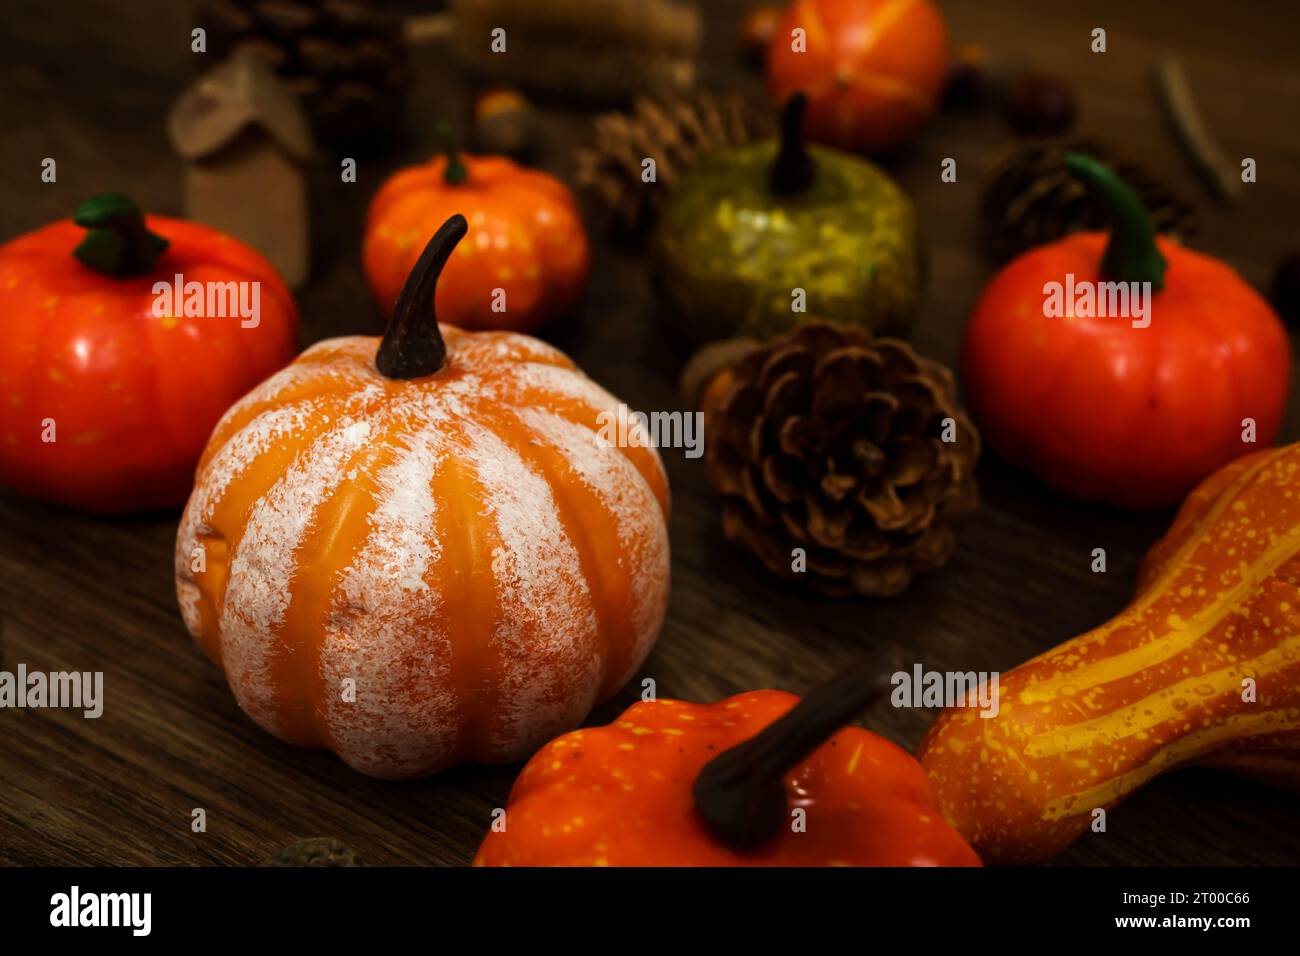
[362,134,589,333]
[176,216,669,778]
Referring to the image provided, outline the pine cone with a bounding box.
[259,837,362,866]
[575,91,775,237]
[198,0,408,147]
[453,0,701,104]
[686,323,980,599]
[981,138,1198,262]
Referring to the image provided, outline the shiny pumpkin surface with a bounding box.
[363,154,589,333]
[651,140,924,346]
[962,233,1290,510]
[475,689,981,866]
[0,215,297,513]
[919,444,1300,863]
[175,328,670,779]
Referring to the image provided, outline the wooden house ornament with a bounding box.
[168,52,315,288]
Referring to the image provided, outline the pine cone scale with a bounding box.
[698,324,980,598]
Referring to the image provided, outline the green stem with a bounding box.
[1064,152,1167,290]
[436,121,469,186]
[692,643,901,852]
[72,193,169,278]
[375,213,467,379]
[769,91,816,196]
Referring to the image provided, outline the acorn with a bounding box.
[1273,254,1300,328]
[943,42,988,109]
[739,5,782,66]
[1003,71,1078,136]
[473,88,538,162]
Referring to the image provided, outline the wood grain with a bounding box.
[2,0,1298,866]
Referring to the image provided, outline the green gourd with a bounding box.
[651,93,925,346]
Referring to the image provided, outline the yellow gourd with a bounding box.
[919,445,1300,863]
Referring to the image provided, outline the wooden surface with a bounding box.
[3,0,1299,867]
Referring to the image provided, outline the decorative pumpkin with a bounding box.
[0,193,297,513]
[765,0,950,155]
[651,93,924,348]
[919,443,1300,864]
[475,652,982,866]
[176,216,669,779]
[362,131,589,333]
[962,154,1289,510]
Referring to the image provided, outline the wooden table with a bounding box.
[2,0,1298,866]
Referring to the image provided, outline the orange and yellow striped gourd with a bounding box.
[919,444,1300,863]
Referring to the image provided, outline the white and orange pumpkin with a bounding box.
[175,216,670,779]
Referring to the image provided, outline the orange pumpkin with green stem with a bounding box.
[177,215,667,779]
[363,128,589,332]
[919,443,1300,864]
[475,651,981,866]
[961,153,1289,510]
[0,193,297,513]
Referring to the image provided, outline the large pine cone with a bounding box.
[688,324,980,598]
[575,91,774,236]
[981,138,1198,262]
[198,0,408,147]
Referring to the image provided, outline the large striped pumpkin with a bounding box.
[174,216,670,779]
[919,443,1300,863]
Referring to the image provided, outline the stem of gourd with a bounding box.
[1064,152,1167,291]
[71,193,169,278]
[437,121,469,186]
[692,643,901,852]
[769,91,816,196]
[375,213,467,379]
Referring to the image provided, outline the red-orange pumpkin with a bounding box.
[176,217,669,778]
[0,193,297,513]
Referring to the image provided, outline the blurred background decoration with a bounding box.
[196,0,409,148]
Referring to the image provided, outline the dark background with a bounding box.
[1,0,1298,865]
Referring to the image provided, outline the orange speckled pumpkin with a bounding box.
[0,193,297,513]
[176,217,668,778]
[476,658,981,866]
[363,138,588,333]
[920,443,1300,864]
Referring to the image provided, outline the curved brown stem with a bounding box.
[692,643,902,852]
[769,91,816,196]
[375,214,467,379]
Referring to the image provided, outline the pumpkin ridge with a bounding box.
[216,409,386,737]
[420,422,497,769]
[514,404,671,690]
[276,419,410,749]
[457,420,603,759]
[198,359,382,472]
[318,419,460,777]
[485,405,621,695]
[494,360,671,516]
